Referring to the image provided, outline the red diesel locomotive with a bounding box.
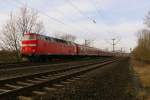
[21,33,113,61]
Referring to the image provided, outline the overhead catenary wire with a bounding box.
[13,0,67,26]
[66,0,96,24]
[41,0,97,34]
[46,5,93,34]
[7,0,113,47]
[66,0,112,40]
[12,0,100,42]
[92,0,110,26]
[12,0,94,36]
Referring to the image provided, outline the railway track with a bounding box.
[0,58,112,80]
[0,58,110,70]
[0,61,64,70]
[0,58,118,100]
[0,58,110,80]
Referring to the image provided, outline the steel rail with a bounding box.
[0,59,118,99]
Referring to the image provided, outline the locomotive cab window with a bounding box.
[37,36,45,40]
[23,35,36,40]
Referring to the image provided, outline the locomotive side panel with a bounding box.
[35,35,77,56]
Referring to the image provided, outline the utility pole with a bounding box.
[108,38,120,52]
[84,40,88,46]
[105,35,121,52]
[121,48,123,52]
[130,48,132,53]
[84,39,93,46]
[112,38,115,52]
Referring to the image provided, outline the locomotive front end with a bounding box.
[21,33,38,58]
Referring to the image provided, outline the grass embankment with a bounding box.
[0,51,18,63]
[132,60,150,100]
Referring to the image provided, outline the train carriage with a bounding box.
[76,45,101,56]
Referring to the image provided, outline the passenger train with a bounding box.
[21,33,114,61]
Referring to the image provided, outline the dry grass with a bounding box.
[132,60,150,100]
[133,60,150,88]
[0,51,18,63]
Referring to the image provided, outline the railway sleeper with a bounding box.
[34,78,48,81]
[26,77,82,99]
[17,81,34,86]
[44,87,57,92]
[32,91,47,96]
[19,87,64,100]
[40,76,51,79]
[53,84,64,88]
[72,77,81,80]
[43,87,58,98]
[17,69,103,100]
[0,89,10,93]
[26,80,43,84]
[61,81,72,85]
[67,79,76,82]
[18,96,33,100]
[5,84,23,89]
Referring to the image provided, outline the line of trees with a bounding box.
[133,11,150,63]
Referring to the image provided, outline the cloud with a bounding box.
[38,0,113,21]
[0,0,149,51]
[40,11,143,50]
[0,13,9,29]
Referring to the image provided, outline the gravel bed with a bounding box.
[46,58,136,100]
[0,58,108,80]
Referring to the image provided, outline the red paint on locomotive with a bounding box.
[21,32,114,61]
[21,33,77,58]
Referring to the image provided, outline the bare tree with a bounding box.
[134,29,150,62]
[17,6,44,35]
[144,11,150,28]
[0,6,44,61]
[0,13,21,61]
[54,33,76,42]
[133,11,150,62]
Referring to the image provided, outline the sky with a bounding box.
[0,0,150,52]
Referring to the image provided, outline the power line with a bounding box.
[47,6,93,34]
[91,0,111,27]
[13,0,67,25]
[110,38,120,52]
[66,0,96,24]
[11,0,91,35]
[8,0,106,44]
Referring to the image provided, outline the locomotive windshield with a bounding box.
[23,35,36,40]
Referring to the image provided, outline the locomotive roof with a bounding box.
[25,33,75,44]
